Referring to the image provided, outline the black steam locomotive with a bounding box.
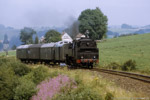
[16,37,99,68]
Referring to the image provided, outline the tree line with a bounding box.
[20,7,108,44]
[20,28,62,44]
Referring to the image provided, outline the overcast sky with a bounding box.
[0,0,150,29]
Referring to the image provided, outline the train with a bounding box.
[16,37,99,68]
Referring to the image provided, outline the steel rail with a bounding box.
[92,68,150,83]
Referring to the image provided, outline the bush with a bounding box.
[53,73,102,100]
[107,62,121,70]
[7,61,31,76]
[14,78,36,100]
[0,57,54,100]
[14,66,58,100]
[32,66,50,84]
[54,87,102,100]
[0,57,31,76]
[23,66,59,85]
[0,56,11,66]
[105,92,114,100]
[140,68,150,74]
[74,74,82,85]
[0,67,19,100]
[121,60,136,71]
[49,70,59,78]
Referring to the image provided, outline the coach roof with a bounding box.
[29,44,42,48]
[41,43,55,48]
[17,44,32,49]
[55,41,70,47]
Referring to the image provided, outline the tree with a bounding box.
[0,42,3,51]
[78,7,108,40]
[20,27,36,44]
[34,35,39,44]
[44,30,61,43]
[11,45,16,50]
[3,34,9,55]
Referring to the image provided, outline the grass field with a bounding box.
[0,50,16,56]
[98,33,150,72]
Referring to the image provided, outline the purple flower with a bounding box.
[31,75,77,100]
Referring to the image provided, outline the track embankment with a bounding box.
[93,68,150,83]
[91,68,150,97]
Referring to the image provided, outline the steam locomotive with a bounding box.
[16,37,99,68]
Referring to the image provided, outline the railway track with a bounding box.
[92,68,150,83]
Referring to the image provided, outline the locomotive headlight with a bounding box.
[81,56,84,59]
[93,56,96,59]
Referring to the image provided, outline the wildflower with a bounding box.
[94,77,99,81]
[31,75,76,100]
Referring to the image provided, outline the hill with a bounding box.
[121,24,134,29]
[106,30,119,38]
[98,33,150,72]
[134,29,150,34]
[0,24,20,40]
[108,24,150,37]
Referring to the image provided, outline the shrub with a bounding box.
[54,87,102,100]
[140,68,150,74]
[121,60,136,71]
[0,56,11,66]
[14,78,36,100]
[105,92,114,100]
[74,74,82,85]
[49,70,59,78]
[53,74,102,100]
[22,72,35,82]
[0,67,19,100]
[107,62,121,70]
[23,66,59,85]
[7,61,31,76]
[32,66,50,84]
[0,57,31,76]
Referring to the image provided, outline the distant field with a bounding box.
[109,28,139,34]
[98,33,150,71]
[0,50,16,56]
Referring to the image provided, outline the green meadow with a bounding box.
[0,50,16,56]
[98,33,150,71]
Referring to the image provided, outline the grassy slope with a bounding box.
[98,33,150,71]
[0,50,16,56]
